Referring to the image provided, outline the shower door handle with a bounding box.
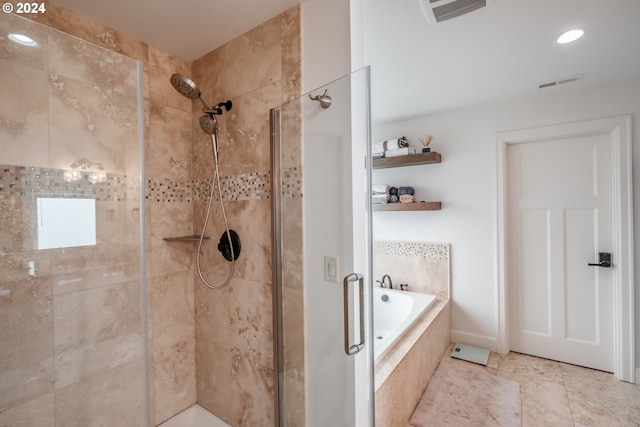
[343,273,365,356]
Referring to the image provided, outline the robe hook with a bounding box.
[309,89,332,109]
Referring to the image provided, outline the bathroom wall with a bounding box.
[372,241,450,298]
[372,78,640,366]
[24,3,309,426]
[23,1,197,424]
[191,6,301,426]
[0,11,146,426]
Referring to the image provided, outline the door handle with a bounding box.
[588,252,612,268]
[343,273,365,356]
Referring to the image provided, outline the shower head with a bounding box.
[170,73,214,110]
[199,114,218,135]
[170,73,199,100]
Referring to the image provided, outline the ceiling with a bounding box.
[53,0,300,61]
[365,0,640,122]
[53,0,640,123]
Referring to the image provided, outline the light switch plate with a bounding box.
[324,256,338,282]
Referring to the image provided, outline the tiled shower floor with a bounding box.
[159,404,231,427]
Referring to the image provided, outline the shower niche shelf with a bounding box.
[163,235,210,242]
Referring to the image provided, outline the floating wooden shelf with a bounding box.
[372,202,442,212]
[372,151,441,169]
[163,235,210,242]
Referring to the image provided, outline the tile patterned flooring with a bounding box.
[436,346,640,426]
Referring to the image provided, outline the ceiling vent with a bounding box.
[537,74,584,89]
[419,0,491,24]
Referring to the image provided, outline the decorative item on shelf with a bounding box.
[389,186,399,203]
[385,146,416,157]
[419,135,433,153]
[372,136,409,158]
[371,185,419,204]
[372,184,391,205]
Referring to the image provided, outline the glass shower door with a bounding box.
[0,13,148,426]
[271,67,374,426]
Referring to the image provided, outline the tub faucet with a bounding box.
[379,274,393,289]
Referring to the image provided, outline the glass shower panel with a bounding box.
[272,67,374,426]
[0,13,147,426]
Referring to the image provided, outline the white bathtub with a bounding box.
[373,287,437,365]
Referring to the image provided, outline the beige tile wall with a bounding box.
[373,240,451,298]
[191,6,301,426]
[5,2,303,426]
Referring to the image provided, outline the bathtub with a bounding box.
[373,287,437,365]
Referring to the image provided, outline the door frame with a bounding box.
[496,115,634,382]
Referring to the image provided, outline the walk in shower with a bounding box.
[2,7,375,427]
[0,13,148,425]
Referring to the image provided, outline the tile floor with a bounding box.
[437,345,640,426]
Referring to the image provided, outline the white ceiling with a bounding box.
[365,0,640,122]
[53,0,640,123]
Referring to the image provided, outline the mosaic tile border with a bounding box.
[2,165,301,203]
[215,171,270,201]
[146,178,193,203]
[0,165,133,201]
[146,169,303,203]
[147,171,272,203]
[373,240,449,260]
[282,166,302,198]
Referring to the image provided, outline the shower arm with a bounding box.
[202,100,233,116]
[199,95,215,113]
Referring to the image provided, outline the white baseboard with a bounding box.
[451,330,499,353]
[635,368,639,385]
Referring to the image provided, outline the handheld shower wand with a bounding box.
[169,73,239,290]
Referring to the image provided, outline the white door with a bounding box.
[507,133,614,372]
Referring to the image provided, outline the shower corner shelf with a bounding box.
[163,235,210,242]
[372,201,442,212]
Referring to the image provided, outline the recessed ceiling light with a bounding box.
[555,28,585,44]
[8,33,38,47]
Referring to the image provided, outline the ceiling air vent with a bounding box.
[537,74,584,89]
[419,0,490,24]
